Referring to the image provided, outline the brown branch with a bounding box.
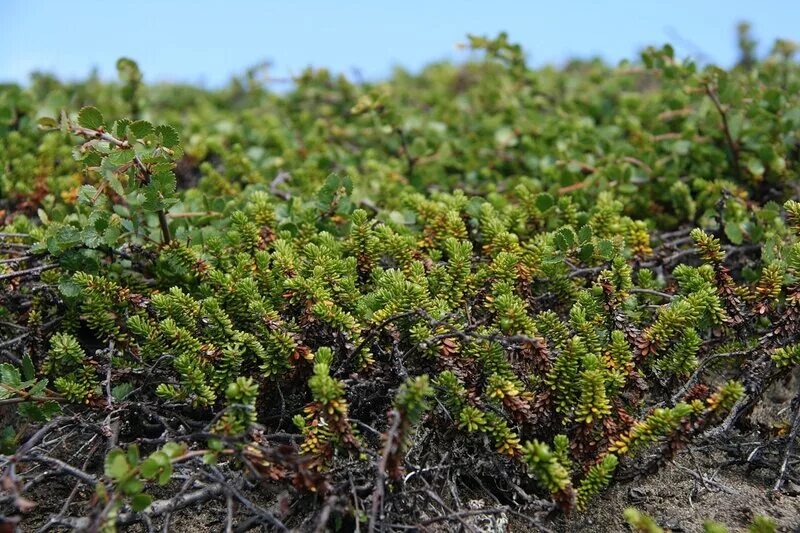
[704,82,741,179]
[629,288,674,300]
[395,127,418,178]
[417,506,509,527]
[368,409,402,533]
[167,211,222,219]
[0,395,67,407]
[19,454,98,487]
[0,264,57,282]
[774,390,800,491]
[56,483,228,529]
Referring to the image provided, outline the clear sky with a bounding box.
[1,1,798,86]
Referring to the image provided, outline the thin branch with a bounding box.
[0,264,58,282]
[369,409,402,533]
[704,82,741,179]
[629,288,675,300]
[775,391,800,491]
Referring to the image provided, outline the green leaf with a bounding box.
[120,477,143,496]
[100,157,127,196]
[316,173,353,214]
[105,449,130,480]
[724,221,744,245]
[578,243,594,262]
[535,192,555,212]
[161,442,185,459]
[157,463,172,485]
[554,227,576,251]
[21,355,35,382]
[202,452,218,465]
[58,278,81,298]
[139,458,160,479]
[19,401,61,421]
[131,493,152,512]
[127,444,140,466]
[112,383,134,401]
[77,185,100,205]
[77,106,104,130]
[129,120,153,139]
[577,225,593,243]
[103,224,122,247]
[17,403,42,421]
[0,364,22,388]
[143,171,177,211]
[152,171,177,195]
[0,426,17,454]
[114,118,132,138]
[40,401,61,420]
[746,158,765,177]
[106,149,136,166]
[155,124,180,148]
[597,239,615,260]
[81,227,103,249]
[29,379,48,397]
[54,224,82,251]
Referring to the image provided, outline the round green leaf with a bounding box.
[131,493,152,512]
[77,106,104,130]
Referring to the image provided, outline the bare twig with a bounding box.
[368,409,401,533]
[774,391,800,491]
[0,264,57,282]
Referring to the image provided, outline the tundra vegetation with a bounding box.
[0,26,799,531]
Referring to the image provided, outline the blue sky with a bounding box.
[1,1,798,86]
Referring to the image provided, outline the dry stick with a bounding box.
[0,243,31,250]
[205,466,289,532]
[422,488,480,533]
[0,332,29,349]
[161,473,201,532]
[629,288,674,300]
[417,506,507,528]
[0,316,61,351]
[57,483,228,530]
[0,264,58,282]
[0,256,34,265]
[20,454,98,487]
[670,351,747,405]
[31,446,101,533]
[0,396,67,407]
[368,409,402,533]
[14,416,75,457]
[313,495,339,533]
[167,211,222,219]
[774,391,800,491]
[225,493,234,533]
[270,170,292,200]
[657,226,693,240]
